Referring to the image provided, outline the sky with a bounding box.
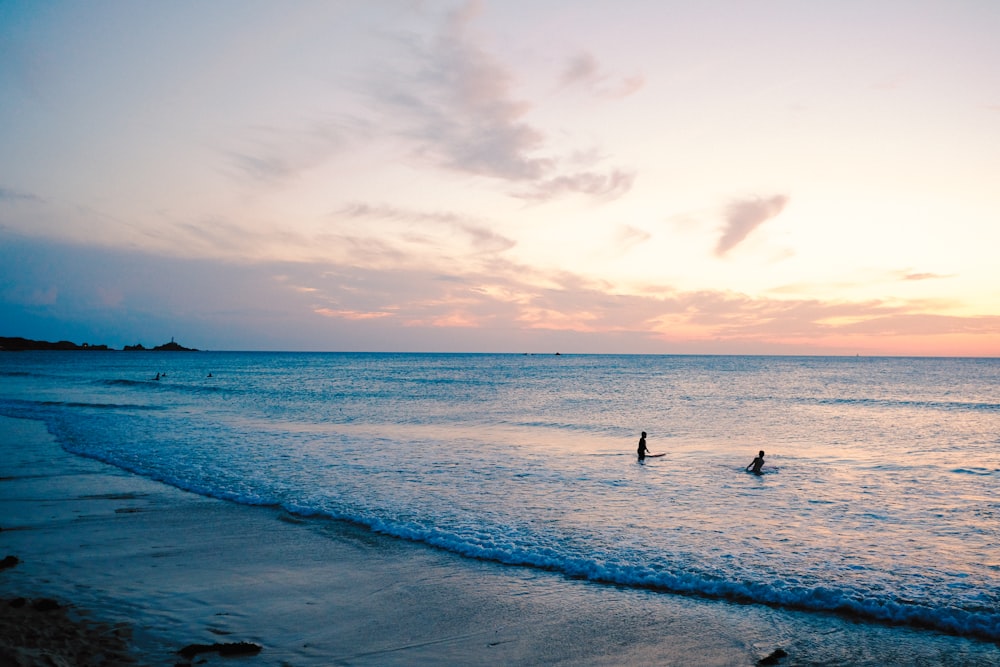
[1,1,999,355]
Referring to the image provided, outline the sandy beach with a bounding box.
[2,414,998,666]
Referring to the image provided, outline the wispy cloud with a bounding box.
[512,169,635,202]
[375,2,633,202]
[336,203,516,255]
[226,151,293,182]
[901,271,953,281]
[615,224,652,250]
[560,51,645,99]
[715,195,789,257]
[0,186,43,204]
[221,120,360,184]
[314,307,393,320]
[159,217,310,260]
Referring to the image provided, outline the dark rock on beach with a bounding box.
[177,641,263,659]
[758,647,789,665]
[31,598,61,612]
[0,596,136,665]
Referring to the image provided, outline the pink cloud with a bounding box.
[512,169,635,202]
[560,51,645,99]
[304,260,999,354]
[314,307,392,320]
[716,195,789,256]
[7,233,995,356]
[902,271,952,281]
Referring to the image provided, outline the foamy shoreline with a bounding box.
[1,414,997,666]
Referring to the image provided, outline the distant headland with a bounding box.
[0,336,198,352]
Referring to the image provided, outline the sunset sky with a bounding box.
[2,1,998,355]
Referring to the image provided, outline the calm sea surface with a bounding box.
[2,352,998,641]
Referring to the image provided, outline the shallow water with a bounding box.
[2,352,998,641]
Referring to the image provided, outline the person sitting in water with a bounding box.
[637,431,649,462]
[746,450,765,475]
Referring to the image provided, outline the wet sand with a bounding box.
[1,415,998,666]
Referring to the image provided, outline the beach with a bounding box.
[2,413,998,666]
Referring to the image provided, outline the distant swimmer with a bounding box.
[153,372,161,381]
[746,450,765,475]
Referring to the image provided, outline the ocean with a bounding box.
[2,351,998,644]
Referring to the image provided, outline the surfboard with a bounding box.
[645,453,666,458]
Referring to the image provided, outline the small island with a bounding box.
[1,336,198,352]
[123,339,198,352]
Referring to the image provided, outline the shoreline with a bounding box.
[2,415,998,665]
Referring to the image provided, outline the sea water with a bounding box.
[2,352,998,642]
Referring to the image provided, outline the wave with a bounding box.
[39,427,1000,644]
[951,467,1000,477]
[323,513,1000,643]
[41,400,164,411]
[0,399,163,416]
[96,378,232,395]
[512,419,621,435]
[100,379,152,386]
[805,396,1000,413]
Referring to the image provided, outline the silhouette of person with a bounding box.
[154,372,160,381]
[746,450,765,475]
[637,431,649,462]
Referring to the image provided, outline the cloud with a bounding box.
[560,51,645,99]
[157,217,311,261]
[0,186,43,204]
[715,195,789,256]
[3,284,58,307]
[512,169,635,202]
[459,223,517,254]
[615,225,652,250]
[386,1,548,181]
[130,199,520,268]
[221,120,360,184]
[902,271,953,281]
[286,253,995,353]
[3,232,995,356]
[225,150,293,183]
[374,3,632,201]
[561,52,600,87]
[314,307,393,320]
[336,203,516,255]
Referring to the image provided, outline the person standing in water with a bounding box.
[746,450,765,475]
[637,431,649,462]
